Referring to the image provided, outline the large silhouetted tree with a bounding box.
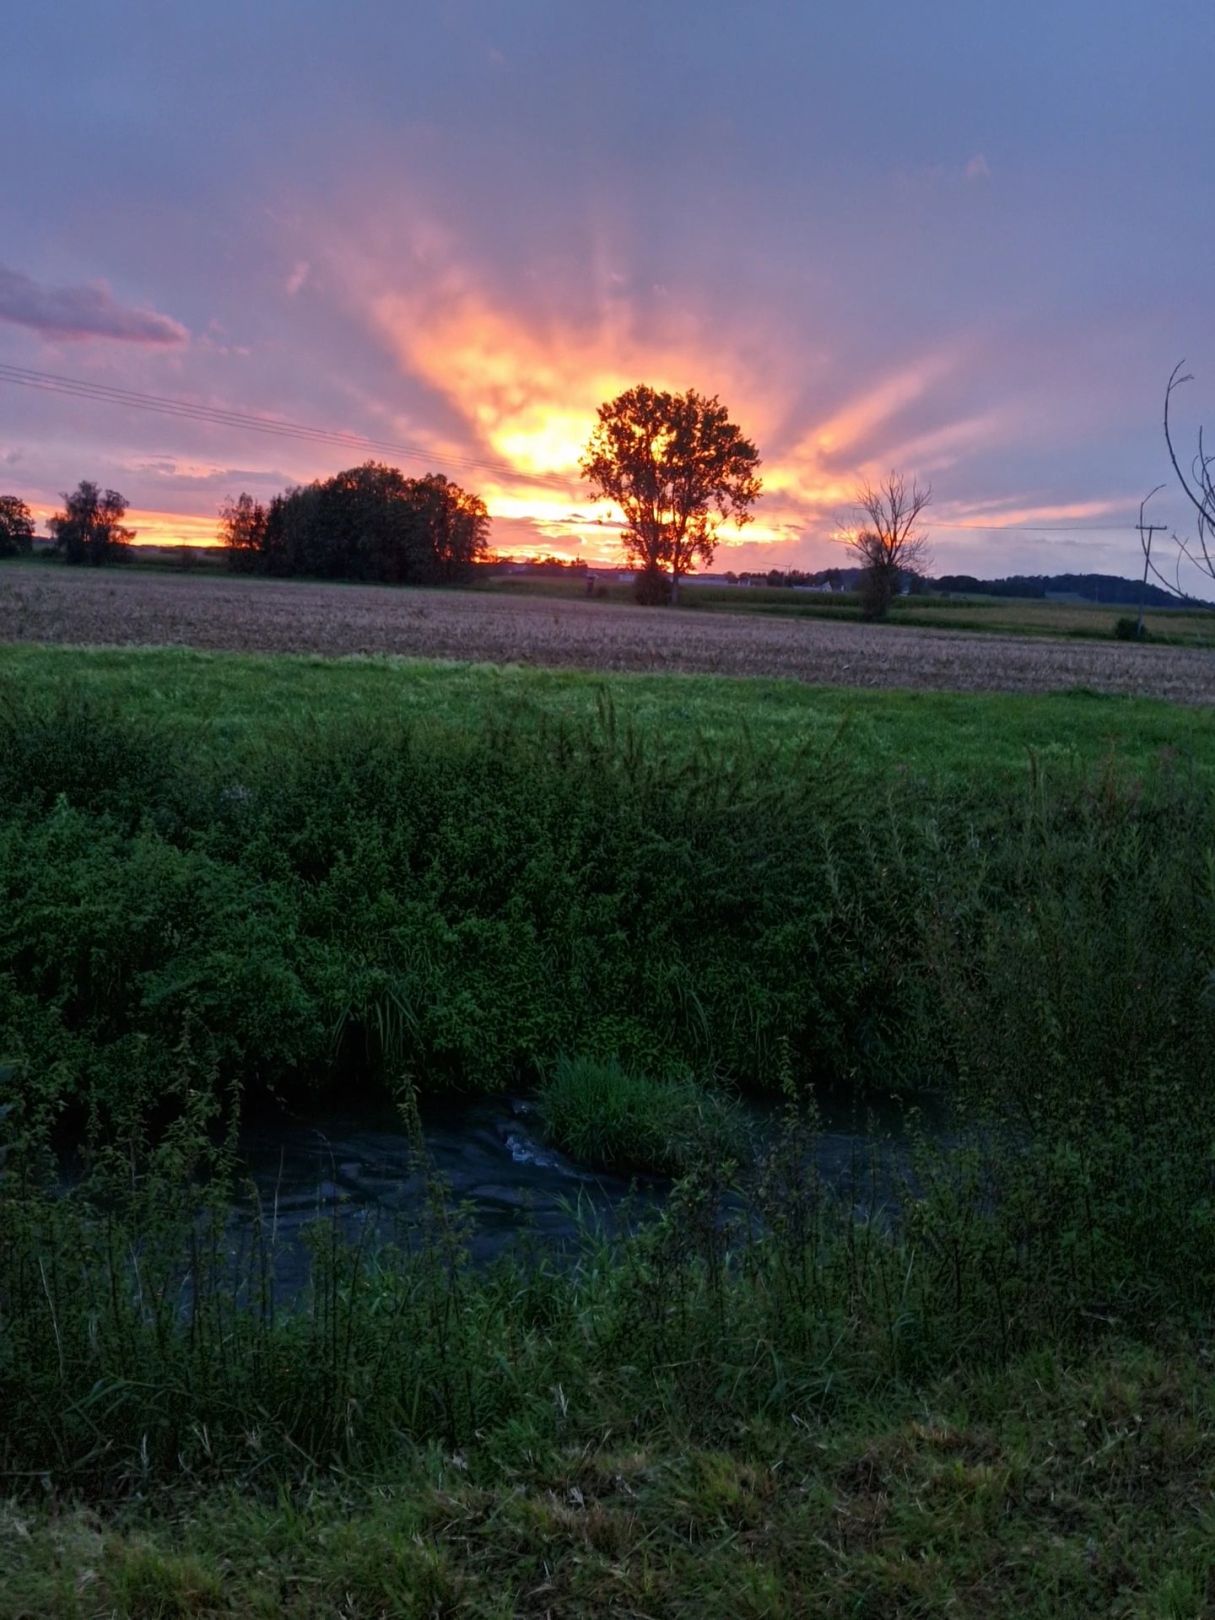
[580,385,762,604]
[843,473,932,620]
[48,482,134,566]
[0,495,35,557]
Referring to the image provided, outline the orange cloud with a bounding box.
[793,356,955,463]
[354,230,794,557]
[937,495,1130,527]
[30,504,223,548]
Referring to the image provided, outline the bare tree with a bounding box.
[842,472,932,620]
[1140,365,1215,608]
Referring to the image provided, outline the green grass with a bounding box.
[0,643,1209,788]
[4,1340,1214,1617]
[536,1055,742,1174]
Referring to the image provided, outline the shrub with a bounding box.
[0,686,1211,1147]
[633,564,672,605]
[536,1055,741,1174]
[1114,614,1148,641]
[0,691,176,823]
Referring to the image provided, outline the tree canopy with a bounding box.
[0,495,35,557]
[219,462,490,584]
[48,483,134,566]
[217,492,268,572]
[580,386,761,602]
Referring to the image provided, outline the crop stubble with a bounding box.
[2,566,1213,701]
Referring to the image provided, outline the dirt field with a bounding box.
[2,564,1214,701]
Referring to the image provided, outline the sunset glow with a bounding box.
[1,3,1210,580]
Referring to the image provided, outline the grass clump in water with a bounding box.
[536,1055,741,1174]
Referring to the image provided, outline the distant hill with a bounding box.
[930,572,1200,608]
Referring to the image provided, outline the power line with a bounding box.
[0,363,581,497]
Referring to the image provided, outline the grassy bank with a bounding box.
[5,1340,1214,1617]
[2,650,1214,1614]
[1,652,1210,1127]
[4,1070,1215,1614]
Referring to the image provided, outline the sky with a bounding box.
[2,0,1213,584]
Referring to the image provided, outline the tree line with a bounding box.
[0,484,135,564]
[934,571,1194,606]
[219,462,490,584]
[6,369,1209,613]
[0,465,493,584]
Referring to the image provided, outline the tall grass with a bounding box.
[0,687,915,1135]
[3,688,1208,1150]
[3,1064,1214,1496]
[1,683,1213,1502]
[535,1054,742,1173]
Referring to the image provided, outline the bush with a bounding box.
[0,691,176,823]
[536,1055,741,1173]
[0,687,1211,1148]
[633,564,672,605]
[1114,615,1148,641]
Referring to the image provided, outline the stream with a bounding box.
[234,1088,926,1290]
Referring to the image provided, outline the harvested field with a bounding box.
[2,563,1214,700]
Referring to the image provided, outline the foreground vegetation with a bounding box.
[5,1338,1215,1618]
[1,650,1209,1122]
[1,650,1213,1613]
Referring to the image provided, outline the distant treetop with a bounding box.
[0,495,35,557]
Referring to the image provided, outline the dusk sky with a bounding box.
[2,0,1213,582]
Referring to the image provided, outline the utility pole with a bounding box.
[1135,486,1168,640]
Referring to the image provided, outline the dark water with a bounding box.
[234,1089,922,1285]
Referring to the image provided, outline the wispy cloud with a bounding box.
[938,495,1130,527]
[0,265,188,345]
